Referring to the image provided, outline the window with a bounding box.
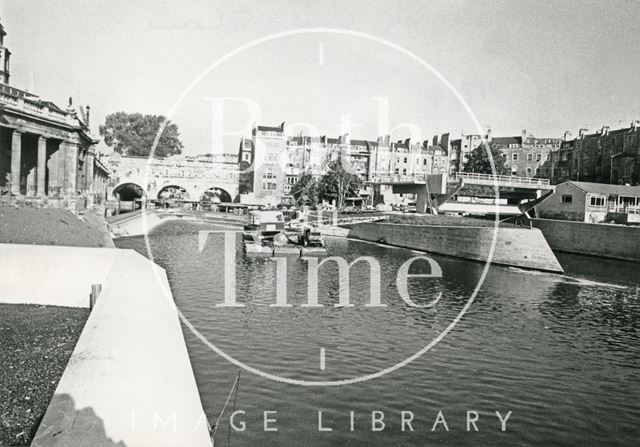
[512,153,519,161]
[589,195,606,207]
[527,153,533,161]
[404,157,408,163]
[536,153,542,162]
[423,159,427,165]
[526,167,532,176]
[562,195,573,203]
[402,168,407,175]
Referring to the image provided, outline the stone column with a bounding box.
[55,142,67,196]
[66,143,78,195]
[59,141,78,195]
[47,142,60,196]
[85,151,95,194]
[10,130,21,195]
[37,136,47,196]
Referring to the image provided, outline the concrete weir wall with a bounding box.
[0,244,212,447]
[345,223,564,272]
[531,218,640,261]
[108,209,167,237]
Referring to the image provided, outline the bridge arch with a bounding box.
[112,182,146,201]
[200,186,232,203]
[157,184,190,200]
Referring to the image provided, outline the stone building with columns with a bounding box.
[0,17,108,203]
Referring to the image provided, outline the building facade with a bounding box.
[546,123,640,185]
[238,123,450,206]
[492,130,562,178]
[0,17,108,203]
[448,133,483,173]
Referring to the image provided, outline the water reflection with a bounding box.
[116,220,640,447]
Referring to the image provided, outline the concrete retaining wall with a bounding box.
[531,218,640,261]
[0,244,120,307]
[345,222,563,272]
[0,244,212,447]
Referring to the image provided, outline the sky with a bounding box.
[2,0,640,155]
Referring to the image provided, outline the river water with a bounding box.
[115,218,640,447]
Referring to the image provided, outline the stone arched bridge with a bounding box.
[111,174,239,203]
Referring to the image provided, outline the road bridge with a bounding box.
[368,172,555,213]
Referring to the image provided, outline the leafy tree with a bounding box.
[291,173,319,206]
[463,142,508,175]
[318,158,363,209]
[99,112,184,158]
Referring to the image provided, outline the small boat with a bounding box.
[242,211,327,256]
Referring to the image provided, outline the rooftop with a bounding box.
[566,181,640,197]
[492,136,522,146]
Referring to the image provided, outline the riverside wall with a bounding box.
[531,218,640,262]
[345,222,564,273]
[0,244,212,447]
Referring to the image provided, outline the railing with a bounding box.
[369,172,552,188]
[287,215,389,228]
[608,203,640,214]
[455,172,551,187]
[0,92,75,126]
[369,174,426,183]
[0,92,18,105]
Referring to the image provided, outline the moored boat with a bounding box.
[242,210,327,256]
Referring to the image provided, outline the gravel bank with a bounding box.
[0,207,111,247]
[0,304,89,446]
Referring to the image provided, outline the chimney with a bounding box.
[432,135,438,146]
[404,138,411,147]
[601,125,610,136]
[631,120,639,131]
[579,128,588,139]
[378,135,390,146]
[563,130,572,141]
[521,129,527,138]
[486,127,493,142]
[85,105,90,128]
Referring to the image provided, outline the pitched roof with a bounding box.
[567,181,640,197]
[256,124,283,132]
[491,136,522,146]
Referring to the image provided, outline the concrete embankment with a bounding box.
[531,218,640,262]
[344,222,564,272]
[0,244,212,447]
[108,209,247,237]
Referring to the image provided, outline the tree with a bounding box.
[291,173,319,206]
[318,158,363,209]
[99,112,184,158]
[463,142,509,175]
